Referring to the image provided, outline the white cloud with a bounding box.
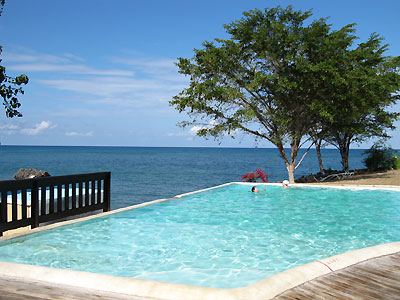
[20,121,55,135]
[186,120,238,138]
[4,49,188,110]
[0,124,19,130]
[166,132,188,137]
[0,124,19,135]
[9,63,134,77]
[166,121,218,138]
[111,57,177,75]
[65,131,93,137]
[3,48,190,129]
[62,53,85,62]
[190,126,203,134]
[37,77,185,99]
[190,120,217,135]
[3,51,73,64]
[4,49,134,77]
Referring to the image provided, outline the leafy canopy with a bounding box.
[171,6,357,179]
[0,0,29,118]
[315,33,400,170]
[170,5,400,180]
[171,6,362,145]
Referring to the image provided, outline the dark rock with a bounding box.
[295,174,317,183]
[13,168,51,180]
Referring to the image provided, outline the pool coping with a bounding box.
[0,182,400,300]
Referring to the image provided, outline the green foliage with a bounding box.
[393,153,400,170]
[171,6,361,181]
[363,144,400,171]
[170,5,400,181]
[0,1,29,118]
[314,34,400,170]
[172,6,338,139]
[0,1,4,17]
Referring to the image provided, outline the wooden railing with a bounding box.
[0,172,111,236]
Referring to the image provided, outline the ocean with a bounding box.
[0,146,367,210]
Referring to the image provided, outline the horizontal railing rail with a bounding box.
[0,172,111,236]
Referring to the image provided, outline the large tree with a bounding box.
[0,0,29,118]
[305,21,361,175]
[314,34,400,171]
[171,6,358,182]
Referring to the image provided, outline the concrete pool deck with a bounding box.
[0,182,399,300]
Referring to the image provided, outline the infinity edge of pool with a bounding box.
[1,182,400,300]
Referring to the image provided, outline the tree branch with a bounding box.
[295,141,315,169]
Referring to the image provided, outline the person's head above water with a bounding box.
[251,186,259,192]
[282,180,290,188]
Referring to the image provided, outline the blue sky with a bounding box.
[0,0,399,148]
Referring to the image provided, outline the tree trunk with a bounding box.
[328,132,353,171]
[310,130,325,175]
[339,145,350,171]
[315,141,325,175]
[337,135,351,171]
[274,137,302,184]
[289,141,300,184]
[286,163,295,183]
[327,133,353,172]
[276,142,296,184]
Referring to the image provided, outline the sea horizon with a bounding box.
[0,145,382,209]
[0,144,389,150]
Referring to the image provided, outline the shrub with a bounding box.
[363,144,400,171]
[392,153,400,170]
[241,169,268,182]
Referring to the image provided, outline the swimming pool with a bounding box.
[0,183,399,289]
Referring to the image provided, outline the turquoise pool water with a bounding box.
[0,184,399,288]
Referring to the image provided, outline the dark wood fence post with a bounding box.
[0,189,7,236]
[30,180,39,229]
[104,172,111,212]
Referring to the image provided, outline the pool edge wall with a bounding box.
[0,182,400,300]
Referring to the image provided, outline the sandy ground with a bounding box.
[309,169,400,186]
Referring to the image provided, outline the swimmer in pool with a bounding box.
[251,186,266,193]
[282,180,300,189]
[282,180,290,189]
